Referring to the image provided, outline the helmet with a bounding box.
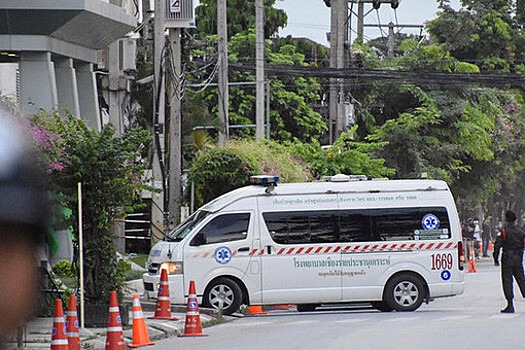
[0,105,49,245]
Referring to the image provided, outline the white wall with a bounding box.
[0,63,18,100]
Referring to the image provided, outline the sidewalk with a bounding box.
[6,280,223,349]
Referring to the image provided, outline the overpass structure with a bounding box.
[0,0,135,130]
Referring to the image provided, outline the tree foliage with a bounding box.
[29,112,150,303]
[195,0,287,39]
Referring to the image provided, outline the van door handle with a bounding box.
[238,247,250,252]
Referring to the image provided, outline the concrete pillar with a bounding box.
[19,51,58,116]
[54,58,81,117]
[75,62,101,131]
[107,41,125,134]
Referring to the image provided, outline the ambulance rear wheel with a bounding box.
[384,274,425,312]
[203,277,242,316]
[296,304,319,312]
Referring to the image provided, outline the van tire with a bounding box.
[384,274,425,312]
[202,277,243,316]
[296,304,319,312]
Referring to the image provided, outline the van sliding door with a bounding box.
[258,196,342,304]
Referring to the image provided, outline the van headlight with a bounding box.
[160,261,183,275]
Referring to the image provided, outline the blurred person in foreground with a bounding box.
[0,103,49,344]
[493,210,525,313]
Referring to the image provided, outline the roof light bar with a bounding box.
[250,175,279,186]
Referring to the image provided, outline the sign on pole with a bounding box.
[170,0,181,13]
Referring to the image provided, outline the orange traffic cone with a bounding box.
[178,280,208,337]
[51,299,69,350]
[128,294,155,348]
[489,241,494,251]
[105,291,126,350]
[248,305,267,315]
[66,294,80,350]
[149,269,177,320]
[467,243,478,273]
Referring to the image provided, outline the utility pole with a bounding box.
[328,0,338,144]
[217,0,229,146]
[152,0,166,242]
[352,0,401,43]
[363,22,423,59]
[335,0,347,138]
[387,22,395,59]
[167,27,182,229]
[255,0,265,140]
[357,1,364,43]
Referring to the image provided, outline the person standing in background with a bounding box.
[482,216,492,258]
[493,210,525,313]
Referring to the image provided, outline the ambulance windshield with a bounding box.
[166,210,211,242]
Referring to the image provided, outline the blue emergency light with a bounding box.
[250,175,279,186]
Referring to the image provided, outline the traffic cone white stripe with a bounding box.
[133,310,144,318]
[186,311,199,316]
[107,326,123,332]
[54,317,65,323]
[158,296,170,301]
[68,311,77,316]
[51,340,69,345]
[109,306,120,312]
[66,332,79,337]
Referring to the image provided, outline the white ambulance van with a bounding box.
[143,175,465,315]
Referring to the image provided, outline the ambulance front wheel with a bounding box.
[203,277,243,316]
[384,273,425,312]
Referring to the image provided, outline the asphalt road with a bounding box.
[154,258,525,350]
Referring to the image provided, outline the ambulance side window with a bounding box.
[263,211,338,244]
[193,213,250,245]
[339,211,372,242]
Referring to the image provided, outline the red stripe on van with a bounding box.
[333,246,341,253]
[315,246,323,254]
[435,243,444,249]
[427,243,435,249]
[324,247,332,253]
[296,247,305,254]
[445,242,454,249]
[278,248,286,255]
[286,247,295,255]
[250,249,258,256]
[305,247,314,254]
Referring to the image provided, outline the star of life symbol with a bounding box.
[188,300,198,310]
[422,214,440,230]
[215,246,232,264]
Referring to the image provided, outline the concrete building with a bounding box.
[0,0,136,130]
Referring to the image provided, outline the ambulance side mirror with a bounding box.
[191,231,207,246]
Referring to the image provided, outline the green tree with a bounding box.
[428,0,521,72]
[29,112,150,304]
[195,0,287,39]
